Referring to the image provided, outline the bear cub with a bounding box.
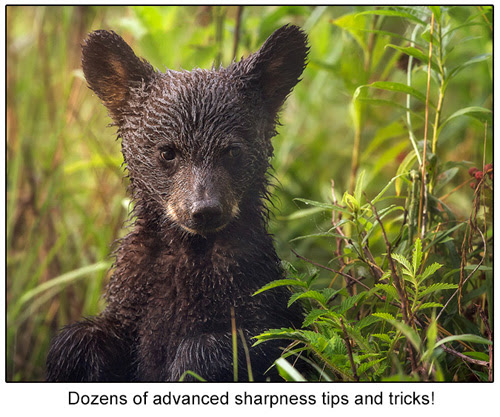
[46,24,309,381]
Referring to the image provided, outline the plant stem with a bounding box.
[406,25,423,167]
[418,12,435,239]
[349,18,378,194]
[340,317,359,381]
[232,6,243,61]
[230,307,238,381]
[367,200,418,374]
[428,15,446,194]
[348,127,361,194]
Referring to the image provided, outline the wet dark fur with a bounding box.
[46,25,309,381]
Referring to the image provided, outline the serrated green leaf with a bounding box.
[357,353,381,362]
[337,292,366,313]
[372,312,395,322]
[326,333,347,356]
[371,333,393,344]
[322,287,343,303]
[419,302,444,309]
[374,314,422,352]
[391,253,413,276]
[288,290,327,308]
[358,358,384,375]
[419,262,443,283]
[374,283,399,301]
[253,279,307,296]
[355,315,382,331]
[302,309,329,327]
[412,238,423,274]
[417,283,458,299]
[253,327,303,346]
[300,330,330,352]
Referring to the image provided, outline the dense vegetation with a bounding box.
[7,5,492,381]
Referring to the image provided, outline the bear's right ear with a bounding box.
[81,30,155,122]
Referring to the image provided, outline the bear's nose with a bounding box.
[191,199,223,225]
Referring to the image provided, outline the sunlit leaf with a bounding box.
[356,9,427,26]
[391,253,413,276]
[417,283,458,298]
[373,313,422,352]
[429,6,442,20]
[355,81,431,107]
[419,262,443,283]
[275,357,307,381]
[412,238,423,275]
[446,54,491,81]
[386,44,441,74]
[419,302,444,309]
[253,279,308,296]
[435,334,492,348]
[395,152,418,195]
[288,290,327,308]
[331,13,368,54]
[438,106,492,136]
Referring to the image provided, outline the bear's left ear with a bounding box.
[237,24,309,115]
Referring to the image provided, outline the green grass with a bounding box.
[6,5,492,381]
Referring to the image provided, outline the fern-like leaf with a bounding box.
[412,238,423,274]
[288,290,327,308]
[418,302,444,309]
[391,253,413,276]
[417,283,458,299]
[419,262,443,283]
[374,283,399,300]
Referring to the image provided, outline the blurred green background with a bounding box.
[6,5,492,381]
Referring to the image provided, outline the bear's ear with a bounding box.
[239,24,309,115]
[81,30,155,122]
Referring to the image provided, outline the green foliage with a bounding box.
[254,5,492,381]
[255,236,490,381]
[7,5,491,381]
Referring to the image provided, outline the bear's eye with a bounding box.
[225,145,242,159]
[160,148,177,162]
